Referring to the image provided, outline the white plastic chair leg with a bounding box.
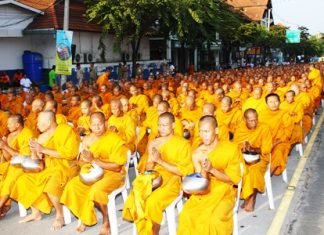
[18,202,27,217]
[107,195,118,235]
[63,205,72,225]
[264,167,275,210]
[282,169,288,184]
[296,143,303,156]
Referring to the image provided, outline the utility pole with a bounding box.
[63,0,69,31]
[61,0,70,88]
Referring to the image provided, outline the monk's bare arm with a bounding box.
[92,158,122,172]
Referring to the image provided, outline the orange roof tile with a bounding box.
[227,0,269,21]
[18,0,101,32]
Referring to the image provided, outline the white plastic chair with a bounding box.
[126,151,139,189]
[233,163,244,235]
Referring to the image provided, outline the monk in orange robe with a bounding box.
[25,99,44,136]
[259,93,293,176]
[129,85,149,116]
[216,96,243,141]
[67,95,82,127]
[61,112,128,234]
[108,100,136,152]
[234,109,272,212]
[77,100,92,136]
[123,112,193,235]
[178,115,241,235]
[0,114,34,218]
[279,90,304,145]
[10,111,80,231]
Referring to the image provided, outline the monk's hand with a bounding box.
[202,158,213,173]
[29,139,44,154]
[108,126,118,133]
[0,139,8,149]
[81,149,94,163]
[151,147,162,165]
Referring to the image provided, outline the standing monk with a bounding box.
[61,112,128,235]
[178,115,241,235]
[10,111,80,230]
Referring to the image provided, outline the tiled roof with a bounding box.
[17,0,101,32]
[227,0,269,21]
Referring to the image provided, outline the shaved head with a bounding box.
[199,115,218,129]
[202,103,215,116]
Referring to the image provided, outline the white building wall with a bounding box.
[0,31,151,71]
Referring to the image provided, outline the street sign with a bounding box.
[286,30,301,43]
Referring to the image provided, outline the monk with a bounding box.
[179,96,202,137]
[279,90,304,145]
[120,97,138,124]
[215,96,243,140]
[234,109,272,212]
[91,95,111,120]
[242,87,267,113]
[0,114,34,218]
[25,99,44,135]
[259,93,293,176]
[3,91,23,115]
[308,63,322,91]
[44,100,68,125]
[123,112,193,235]
[129,84,149,116]
[61,112,128,235]
[10,111,80,230]
[178,115,241,234]
[67,95,82,127]
[0,106,9,137]
[99,84,112,104]
[77,100,92,136]
[107,99,136,152]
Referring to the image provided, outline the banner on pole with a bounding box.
[286,30,301,43]
[55,30,73,75]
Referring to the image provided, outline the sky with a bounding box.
[272,0,324,35]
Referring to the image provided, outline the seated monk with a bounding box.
[77,100,92,136]
[25,99,44,136]
[3,91,23,115]
[178,115,241,234]
[0,106,9,137]
[234,109,272,212]
[107,99,136,152]
[242,87,267,114]
[10,111,80,230]
[44,100,68,125]
[216,96,243,140]
[123,112,193,235]
[279,90,304,145]
[61,112,129,234]
[259,93,293,176]
[67,95,82,127]
[0,114,34,218]
[129,84,149,116]
[91,95,111,120]
[120,97,138,124]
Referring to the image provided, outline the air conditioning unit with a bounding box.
[75,53,82,63]
[122,52,130,61]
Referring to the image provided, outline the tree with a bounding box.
[85,0,172,77]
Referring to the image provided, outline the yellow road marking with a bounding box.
[266,111,324,235]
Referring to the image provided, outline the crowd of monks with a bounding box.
[0,62,323,235]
